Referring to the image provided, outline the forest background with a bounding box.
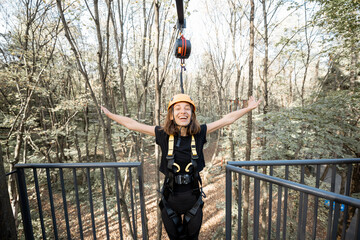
[0,0,359,239]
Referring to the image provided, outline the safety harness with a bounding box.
[160,134,205,237]
[166,135,199,185]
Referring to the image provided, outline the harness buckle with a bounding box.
[174,174,193,184]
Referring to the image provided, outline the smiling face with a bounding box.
[170,102,192,127]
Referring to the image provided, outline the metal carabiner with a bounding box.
[185,162,193,173]
[173,163,181,173]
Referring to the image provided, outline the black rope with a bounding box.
[180,66,184,94]
[180,59,186,93]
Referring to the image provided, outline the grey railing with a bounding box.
[15,162,147,240]
[226,158,360,240]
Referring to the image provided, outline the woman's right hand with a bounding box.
[101,106,111,115]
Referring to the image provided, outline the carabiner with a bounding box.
[185,162,193,173]
[173,163,181,173]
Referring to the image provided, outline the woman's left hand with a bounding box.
[247,96,261,110]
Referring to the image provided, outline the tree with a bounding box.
[0,145,17,240]
[311,0,359,90]
[243,0,255,238]
[153,1,162,238]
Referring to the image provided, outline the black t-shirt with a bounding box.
[155,124,207,177]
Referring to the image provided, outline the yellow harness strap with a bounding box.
[167,135,197,157]
[167,135,197,173]
[191,135,197,157]
[168,135,174,156]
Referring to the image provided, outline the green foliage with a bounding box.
[311,0,360,46]
[255,90,360,160]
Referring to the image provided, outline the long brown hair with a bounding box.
[163,105,201,136]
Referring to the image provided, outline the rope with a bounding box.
[180,59,185,94]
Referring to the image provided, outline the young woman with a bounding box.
[101,94,260,240]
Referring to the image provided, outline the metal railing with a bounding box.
[15,162,147,240]
[226,158,360,240]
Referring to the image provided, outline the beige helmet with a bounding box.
[167,94,196,112]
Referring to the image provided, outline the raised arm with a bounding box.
[101,106,156,136]
[206,96,261,134]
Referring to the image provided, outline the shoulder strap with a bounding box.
[168,134,198,157]
[167,135,180,173]
[167,134,174,157]
[191,135,197,157]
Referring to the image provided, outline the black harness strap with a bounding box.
[184,195,203,223]
[161,196,183,234]
[166,134,176,192]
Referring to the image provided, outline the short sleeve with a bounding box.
[193,124,207,172]
[200,124,207,144]
[154,126,169,174]
[155,126,162,145]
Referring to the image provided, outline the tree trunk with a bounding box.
[260,1,269,238]
[140,0,150,120]
[154,1,162,239]
[289,67,293,104]
[301,2,311,107]
[8,119,27,229]
[336,170,348,236]
[261,0,269,129]
[84,83,90,162]
[74,132,82,162]
[243,0,255,239]
[349,45,358,90]
[0,145,17,240]
[112,0,129,116]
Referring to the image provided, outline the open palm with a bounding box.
[247,96,261,110]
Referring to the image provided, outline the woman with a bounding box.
[101,94,260,239]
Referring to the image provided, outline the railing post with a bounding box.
[355,209,360,240]
[138,163,148,240]
[253,178,260,240]
[129,167,137,240]
[72,168,84,240]
[16,167,34,240]
[225,166,232,240]
[238,173,242,240]
[86,167,96,240]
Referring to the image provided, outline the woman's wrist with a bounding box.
[245,106,255,111]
